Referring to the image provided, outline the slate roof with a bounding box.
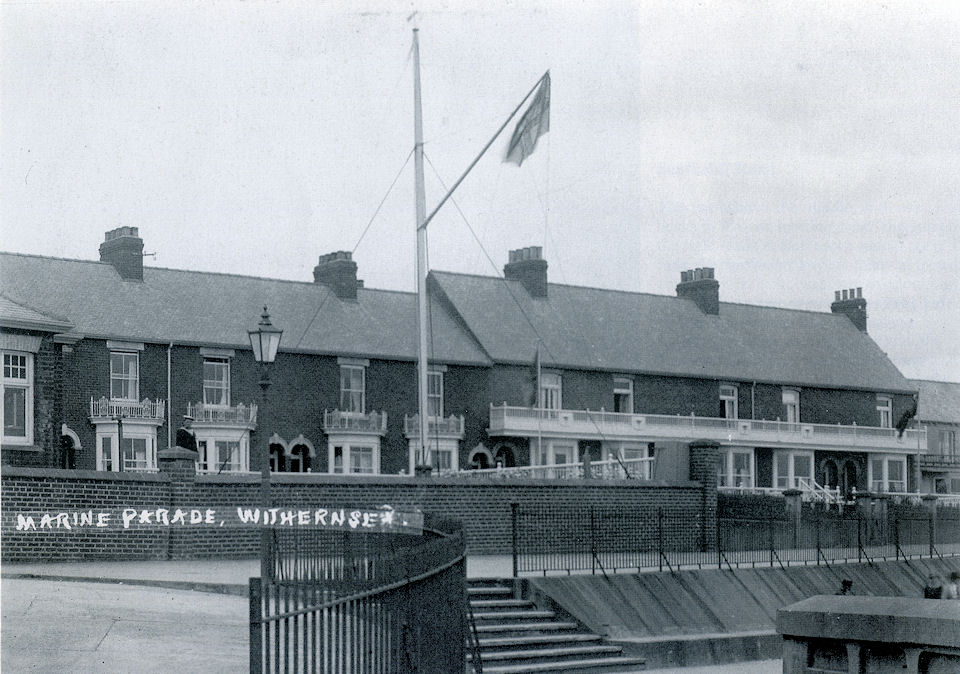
[431,270,915,393]
[0,293,72,332]
[0,253,489,365]
[0,251,916,393]
[911,380,960,424]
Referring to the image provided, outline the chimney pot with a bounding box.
[856,287,862,299]
[314,250,359,300]
[831,287,868,331]
[99,227,144,281]
[504,247,548,298]
[676,266,720,315]
[835,290,841,302]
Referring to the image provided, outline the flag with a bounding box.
[895,396,918,438]
[505,72,550,166]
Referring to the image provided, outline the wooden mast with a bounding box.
[413,29,432,469]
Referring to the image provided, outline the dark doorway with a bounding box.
[494,445,515,468]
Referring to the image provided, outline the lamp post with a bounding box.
[248,306,282,580]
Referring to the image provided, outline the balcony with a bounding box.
[186,402,258,429]
[488,404,926,453]
[920,453,960,469]
[322,409,387,435]
[454,457,653,481]
[89,396,165,422]
[403,414,465,439]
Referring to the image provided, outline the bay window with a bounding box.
[774,450,814,489]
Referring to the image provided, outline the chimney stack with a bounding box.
[313,251,359,300]
[831,286,867,331]
[676,267,719,315]
[504,246,548,298]
[99,227,144,281]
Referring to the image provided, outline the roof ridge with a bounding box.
[0,250,416,295]
[432,268,838,317]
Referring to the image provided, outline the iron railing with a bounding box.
[186,401,258,425]
[89,396,165,421]
[510,504,960,576]
[488,404,926,450]
[250,516,467,673]
[457,457,653,481]
[321,410,387,434]
[402,413,465,437]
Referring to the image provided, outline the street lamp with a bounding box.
[248,306,282,579]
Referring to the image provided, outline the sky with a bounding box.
[1,1,958,383]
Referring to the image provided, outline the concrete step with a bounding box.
[478,655,647,674]
[473,609,555,621]
[470,598,533,609]
[479,633,602,648]
[469,644,623,662]
[474,621,580,633]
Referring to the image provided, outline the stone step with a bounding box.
[469,644,623,662]
[478,655,648,674]
[470,598,533,609]
[473,609,555,621]
[478,633,602,648]
[468,585,513,596]
[474,621,580,633]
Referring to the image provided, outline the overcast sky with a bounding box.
[2,1,958,383]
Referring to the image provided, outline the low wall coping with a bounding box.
[0,466,170,483]
[265,473,701,489]
[777,595,960,648]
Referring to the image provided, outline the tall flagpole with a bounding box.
[413,29,432,470]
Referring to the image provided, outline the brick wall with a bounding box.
[0,463,709,562]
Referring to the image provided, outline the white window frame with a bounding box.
[532,438,575,467]
[339,365,366,415]
[408,437,460,474]
[773,449,814,489]
[869,455,907,493]
[613,377,633,414]
[876,396,892,429]
[720,384,738,419]
[110,351,140,401]
[939,430,956,456]
[427,370,443,418]
[2,350,34,445]
[95,420,158,472]
[603,442,652,479]
[195,428,251,473]
[328,435,380,475]
[539,372,562,410]
[716,447,754,488]
[203,357,231,407]
[782,389,800,424]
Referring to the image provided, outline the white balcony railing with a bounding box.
[90,396,165,421]
[488,404,926,452]
[322,409,387,435]
[403,414,465,438]
[455,457,654,481]
[186,402,258,426]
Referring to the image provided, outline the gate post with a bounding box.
[249,577,263,674]
[511,502,519,578]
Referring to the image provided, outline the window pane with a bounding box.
[794,455,811,481]
[888,460,904,491]
[203,359,230,406]
[3,387,26,437]
[716,455,727,487]
[428,372,442,417]
[776,456,789,488]
[436,450,452,471]
[871,458,884,491]
[101,437,113,471]
[122,438,148,470]
[351,447,373,474]
[333,446,343,473]
[4,354,27,379]
[733,452,751,487]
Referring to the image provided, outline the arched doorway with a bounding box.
[269,443,286,472]
[468,445,494,470]
[289,444,311,472]
[822,459,839,489]
[494,444,515,468]
[841,461,858,497]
